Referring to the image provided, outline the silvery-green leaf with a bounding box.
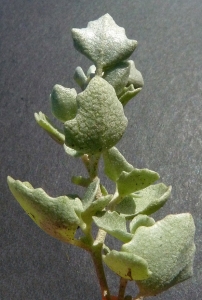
[103,249,151,280]
[72,14,137,70]
[117,169,159,197]
[133,183,172,216]
[50,84,77,122]
[86,65,96,77]
[103,61,130,95]
[130,214,155,234]
[71,176,91,188]
[34,111,65,145]
[7,176,83,243]
[127,60,144,88]
[81,195,112,224]
[116,183,171,218]
[63,144,83,157]
[119,84,142,106]
[73,66,87,90]
[82,178,100,209]
[115,195,136,218]
[103,147,133,182]
[93,211,133,243]
[122,213,195,296]
[64,76,128,154]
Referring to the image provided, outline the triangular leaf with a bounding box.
[7,176,83,243]
[93,211,133,243]
[34,112,65,145]
[72,14,137,70]
[117,168,159,197]
[64,76,128,154]
[103,147,133,182]
[122,213,196,296]
[103,249,151,280]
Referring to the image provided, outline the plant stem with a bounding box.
[81,154,111,298]
[118,278,128,300]
[91,241,111,300]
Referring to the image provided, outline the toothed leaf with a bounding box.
[72,14,137,70]
[7,177,83,243]
[64,76,127,154]
[122,213,195,296]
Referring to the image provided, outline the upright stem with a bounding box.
[118,278,128,300]
[91,242,111,300]
[81,153,111,299]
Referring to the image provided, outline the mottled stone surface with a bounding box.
[1,1,202,299]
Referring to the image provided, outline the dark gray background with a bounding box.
[1,0,202,299]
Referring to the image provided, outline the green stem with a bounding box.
[91,229,111,300]
[118,278,128,300]
[108,189,123,210]
[81,153,111,298]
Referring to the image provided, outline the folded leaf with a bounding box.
[73,66,88,90]
[103,147,133,182]
[64,76,128,154]
[114,195,136,217]
[72,14,137,71]
[50,84,77,122]
[115,183,171,218]
[103,249,151,280]
[119,85,142,106]
[117,169,159,197]
[122,213,196,296]
[82,178,100,209]
[7,176,83,243]
[133,183,172,216]
[129,214,155,234]
[93,211,133,243]
[34,111,65,145]
[63,144,82,157]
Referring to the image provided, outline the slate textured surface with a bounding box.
[1,0,202,299]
